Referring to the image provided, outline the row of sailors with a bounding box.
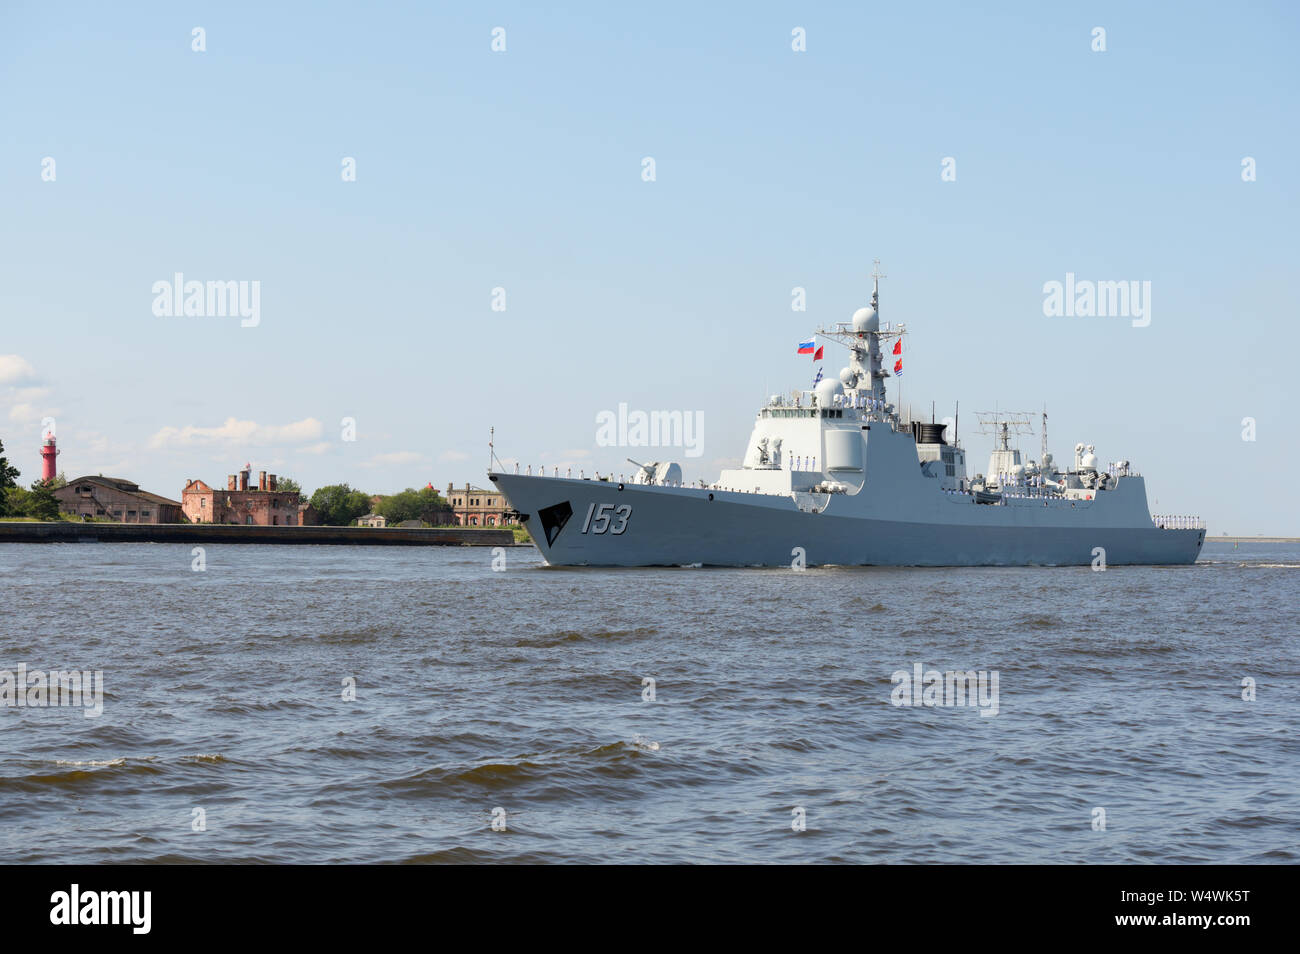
[831,394,886,410]
[515,458,827,484]
[1152,515,1203,529]
[790,393,886,410]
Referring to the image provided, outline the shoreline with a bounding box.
[0,521,515,547]
[1208,537,1300,544]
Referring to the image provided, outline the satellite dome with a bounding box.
[852,306,879,333]
[838,367,857,387]
[1081,453,1098,471]
[814,377,842,406]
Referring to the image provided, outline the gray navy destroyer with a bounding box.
[490,267,1205,567]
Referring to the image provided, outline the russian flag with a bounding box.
[797,338,815,354]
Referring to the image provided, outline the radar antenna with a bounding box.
[1041,406,1048,463]
[974,411,1034,451]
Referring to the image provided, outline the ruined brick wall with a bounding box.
[186,489,303,525]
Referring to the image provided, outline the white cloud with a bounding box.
[8,403,61,426]
[52,430,140,483]
[0,355,37,385]
[148,416,324,449]
[299,441,334,455]
[0,374,57,428]
[439,449,471,462]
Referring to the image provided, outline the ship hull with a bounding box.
[491,473,1204,568]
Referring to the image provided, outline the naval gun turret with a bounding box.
[627,458,683,486]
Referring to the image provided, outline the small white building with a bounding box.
[357,513,386,528]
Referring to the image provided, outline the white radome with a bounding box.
[852,306,879,333]
[814,377,842,406]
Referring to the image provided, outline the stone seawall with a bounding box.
[0,522,515,547]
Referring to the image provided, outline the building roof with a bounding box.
[63,475,181,507]
[71,475,139,492]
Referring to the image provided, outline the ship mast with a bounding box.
[871,259,894,414]
[1041,406,1048,464]
[811,258,903,424]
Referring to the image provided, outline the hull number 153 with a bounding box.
[581,503,631,535]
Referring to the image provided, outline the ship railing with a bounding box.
[1151,515,1205,530]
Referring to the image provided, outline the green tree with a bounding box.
[23,479,60,521]
[0,439,21,517]
[4,486,29,517]
[376,486,451,525]
[309,483,371,526]
[277,477,303,502]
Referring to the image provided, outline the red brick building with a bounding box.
[182,468,309,526]
[446,483,516,527]
[54,476,183,523]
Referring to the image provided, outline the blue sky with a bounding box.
[2,1,1297,532]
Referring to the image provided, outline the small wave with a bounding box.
[513,627,657,648]
[1255,848,1297,860]
[1023,615,1061,629]
[0,758,163,792]
[1214,813,1289,829]
[586,738,660,756]
[379,760,544,793]
[207,699,312,714]
[846,596,888,612]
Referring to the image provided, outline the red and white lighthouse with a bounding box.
[40,431,59,482]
